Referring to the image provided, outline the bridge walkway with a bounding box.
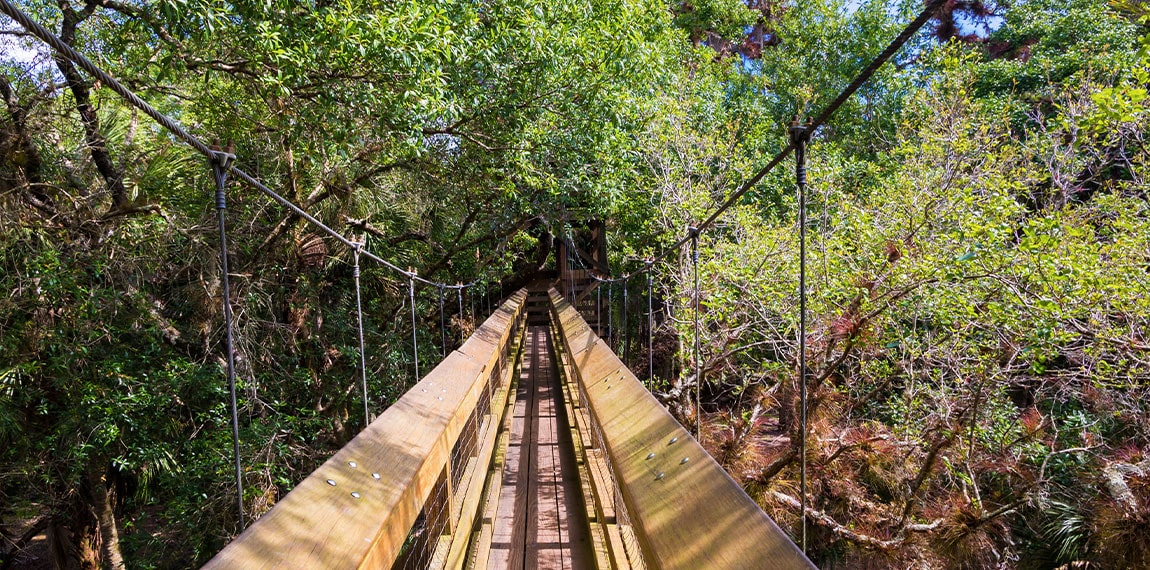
[487,324,593,569]
[203,287,812,569]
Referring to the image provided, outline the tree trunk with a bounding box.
[88,469,125,570]
[54,0,129,212]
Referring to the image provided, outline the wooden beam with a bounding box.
[202,290,528,569]
[548,289,814,570]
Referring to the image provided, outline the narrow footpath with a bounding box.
[486,325,594,569]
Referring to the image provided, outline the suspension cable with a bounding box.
[596,285,602,333]
[647,260,654,383]
[623,282,629,364]
[0,0,491,293]
[565,0,946,287]
[457,284,464,346]
[607,282,613,346]
[409,275,419,382]
[438,285,446,357]
[352,243,369,428]
[209,151,245,529]
[690,226,701,442]
[791,118,811,554]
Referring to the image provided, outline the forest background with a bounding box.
[2,0,1149,568]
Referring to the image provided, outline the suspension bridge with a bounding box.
[0,0,949,566]
[203,285,812,569]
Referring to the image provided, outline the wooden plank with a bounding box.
[531,330,563,568]
[444,327,526,568]
[203,291,527,570]
[552,322,613,570]
[485,327,533,570]
[522,328,544,569]
[471,363,520,570]
[548,327,595,570]
[548,288,814,570]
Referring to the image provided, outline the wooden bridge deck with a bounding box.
[487,325,593,569]
[204,288,812,570]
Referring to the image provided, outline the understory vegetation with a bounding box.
[2,0,1149,568]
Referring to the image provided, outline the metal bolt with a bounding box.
[668,437,679,445]
[326,479,337,486]
[646,453,655,460]
[680,457,690,465]
[348,461,357,468]
[351,492,361,499]
[655,472,665,481]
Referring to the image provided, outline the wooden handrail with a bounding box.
[204,290,528,569]
[547,288,814,569]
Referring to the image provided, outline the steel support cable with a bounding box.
[623,282,629,363]
[791,120,811,554]
[0,0,489,293]
[352,243,369,429]
[209,152,245,529]
[690,227,701,442]
[647,261,654,383]
[409,276,419,382]
[0,0,212,157]
[457,285,464,345]
[608,283,613,345]
[438,285,446,357]
[596,286,602,332]
[569,0,945,287]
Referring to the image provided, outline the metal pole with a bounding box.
[647,261,654,383]
[608,283,613,346]
[791,117,811,553]
[623,282,629,365]
[690,227,701,443]
[596,285,602,334]
[410,275,419,382]
[439,285,446,357]
[457,284,464,345]
[353,244,369,428]
[210,150,244,529]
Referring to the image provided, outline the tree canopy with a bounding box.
[2,0,1149,567]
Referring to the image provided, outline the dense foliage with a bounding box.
[2,0,1148,567]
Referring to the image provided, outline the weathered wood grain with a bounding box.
[548,289,815,570]
[202,290,527,569]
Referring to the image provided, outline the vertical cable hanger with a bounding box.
[352,242,369,428]
[457,284,464,346]
[607,282,613,346]
[409,270,419,383]
[209,145,245,529]
[596,285,602,335]
[438,285,446,357]
[647,259,654,383]
[790,116,812,554]
[689,226,701,442]
[623,281,629,364]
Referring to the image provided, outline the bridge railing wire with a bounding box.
[0,0,488,293]
[566,0,946,289]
